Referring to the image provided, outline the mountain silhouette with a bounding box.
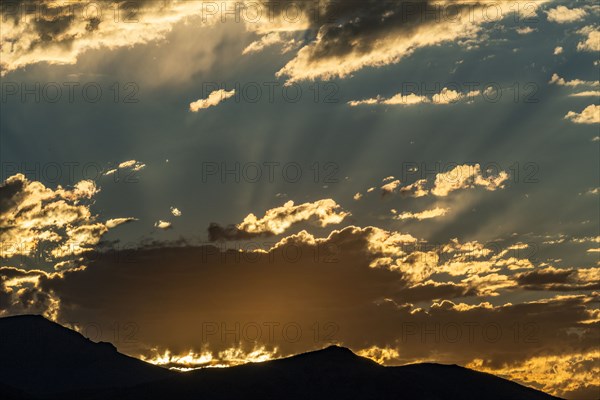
[0,315,562,400]
[0,315,172,399]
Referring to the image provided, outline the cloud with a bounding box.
[357,346,400,364]
[553,46,563,55]
[189,89,236,111]
[154,220,172,229]
[380,179,401,195]
[348,93,429,107]
[577,26,600,52]
[549,73,599,88]
[399,179,429,197]
[118,160,145,171]
[170,207,182,217]
[545,6,587,23]
[515,27,535,35]
[430,164,509,197]
[348,87,481,107]
[242,32,296,55]
[358,165,509,200]
[208,199,349,241]
[103,160,146,176]
[348,98,383,107]
[394,207,450,220]
[569,91,600,97]
[105,217,138,229]
[432,87,474,104]
[565,104,600,124]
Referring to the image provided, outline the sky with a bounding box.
[0,0,599,398]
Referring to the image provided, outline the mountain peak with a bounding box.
[323,344,352,352]
[272,344,380,370]
[296,344,360,360]
[320,344,355,355]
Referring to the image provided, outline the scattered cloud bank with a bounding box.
[0,174,130,264]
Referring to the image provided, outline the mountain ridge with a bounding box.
[0,315,562,400]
